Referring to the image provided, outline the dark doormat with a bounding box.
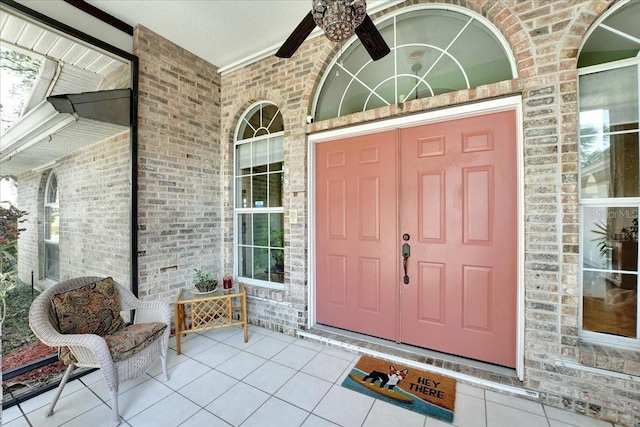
[341,355,456,423]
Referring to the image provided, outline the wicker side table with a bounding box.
[174,282,248,355]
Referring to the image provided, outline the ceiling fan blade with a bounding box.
[355,15,391,61]
[275,12,316,58]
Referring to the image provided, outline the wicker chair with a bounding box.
[29,276,172,427]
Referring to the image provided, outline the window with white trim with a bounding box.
[44,172,59,280]
[578,0,639,346]
[234,102,284,288]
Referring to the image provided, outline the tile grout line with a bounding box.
[180,329,324,426]
[10,326,612,427]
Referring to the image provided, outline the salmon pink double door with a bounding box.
[315,110,518,367]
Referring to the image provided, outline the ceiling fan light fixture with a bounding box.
[276,0,389,61]
[313,0,367,43]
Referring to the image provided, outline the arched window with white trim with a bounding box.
[313,5,516,121]
[578,0,640,346]
[234,102,285,288]
[44,172,59,280]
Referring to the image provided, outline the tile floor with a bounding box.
[2,325,618,427]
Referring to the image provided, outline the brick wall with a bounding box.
[16,131,131,287]
[99,62,131,91]
[16,171,44,284]
[217,0,638,425]
[133,25,222,301]
[58,131,131,285]
[15,55,133,288]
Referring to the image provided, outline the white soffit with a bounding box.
[0,5,130,177]
[1,111,128,176]
[0,5,127,73]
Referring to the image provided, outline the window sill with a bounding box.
[574,340,640,377]
[244,283,286,303]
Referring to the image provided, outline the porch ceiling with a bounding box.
[85,0,400,70]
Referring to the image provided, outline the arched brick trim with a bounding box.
[222,90,286,143]
[565,0,615,54]
[304,40,343,117]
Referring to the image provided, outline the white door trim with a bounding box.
[307,96,524,379]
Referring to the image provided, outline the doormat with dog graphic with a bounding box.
[341,355,456,423]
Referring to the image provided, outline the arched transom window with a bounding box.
[234,102,285,288]
[313,5,516,121]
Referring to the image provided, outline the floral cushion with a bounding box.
[52,277,125,337]
[104,322,167,362]
[58,322,167,365]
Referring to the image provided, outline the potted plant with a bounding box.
[271,250,284,273]
[620,217,638,241]
[591,220,612,258]
[270,229,284,275]
[193,268,218,292]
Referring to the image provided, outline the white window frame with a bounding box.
[577,55,640,347]
[233,102,285,290]
[44,171,59,281]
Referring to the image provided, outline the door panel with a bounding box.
[400,110,517,367]
[315,131,398,340]
[462,265,493,331]
[327,255,347,305]
[327,179,347,239]
[463,166,493,244]
[417,261,446,323]
[419,171,446,242]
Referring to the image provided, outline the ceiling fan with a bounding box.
[275,0,391,61]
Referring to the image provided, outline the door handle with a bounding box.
[402,243,410,284]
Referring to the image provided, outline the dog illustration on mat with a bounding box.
[361,365,409,391]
